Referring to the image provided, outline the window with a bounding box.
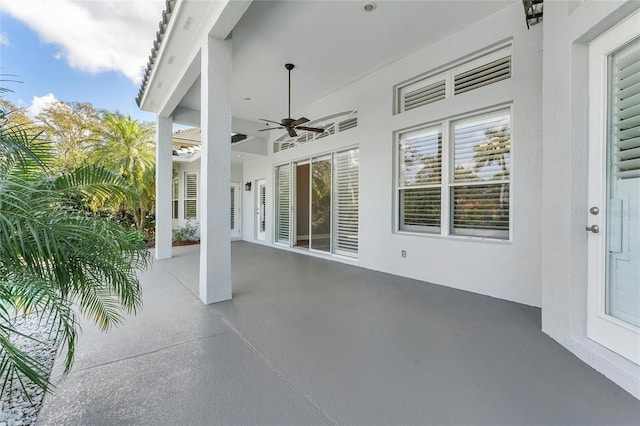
[395,45,511,114]
[275,165,290,244]
[184,172,198,220]
[333,148,360,257]
[274,110,357,152]
[451,112,510,238]
[275,148,360,257]
[398,126,442,232]
[397,109,511,239]
[172,175,179,219]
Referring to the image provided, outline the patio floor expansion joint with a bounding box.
[74,330,229,373]
[214,310,339,426]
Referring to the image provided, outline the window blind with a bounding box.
[403,80,446,112]
[612,38,640,179]
[184,172,197,219]
[451,112,510,238]
[398,127,442,232]
[333,149,359,257]
[260,185,266,233]
[275,165,290,244]
[454,56,511,95]
[230,186,236,231]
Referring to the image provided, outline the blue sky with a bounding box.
[0,1,163,123]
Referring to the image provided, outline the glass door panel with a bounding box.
[311,157,331,252]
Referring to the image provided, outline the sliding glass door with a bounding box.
[275,147,359,258]
[311,156,332,252]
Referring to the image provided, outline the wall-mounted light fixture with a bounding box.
[522,0,543,29]
[245,182,252,191]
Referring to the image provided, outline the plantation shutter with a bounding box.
[260,184,266,233]
[275,165,291,244]
[184,172,198,219]
[451,112,510,238]
[454,56,511,95]
[403,80,446,112]
[398,127,442,232]
[333,149,359,257]
[230,186,236,230]
[612,38,640,179]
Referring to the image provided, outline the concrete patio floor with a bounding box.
[39,242,640,425]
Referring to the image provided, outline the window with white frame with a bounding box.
[184,172,198,220]
[398,109,511,239]
[395,45,511,114]
[399,126,442,232]
[172,174,179,219]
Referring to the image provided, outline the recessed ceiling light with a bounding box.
[362,2,376,12]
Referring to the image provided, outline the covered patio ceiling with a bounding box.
[169,0,516,126]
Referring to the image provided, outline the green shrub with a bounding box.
[172,222,199,242]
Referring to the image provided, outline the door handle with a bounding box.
[585,225,599,233]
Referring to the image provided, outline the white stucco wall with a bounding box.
[241,2,544,307]
[541,0,640,399]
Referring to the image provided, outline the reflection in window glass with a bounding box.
[451,112,510,238]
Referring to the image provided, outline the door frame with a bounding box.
[586,10,640,365]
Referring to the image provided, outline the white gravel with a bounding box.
[0,313,60,426]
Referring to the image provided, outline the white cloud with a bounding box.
[0,32,9,46]
[27,93,58,119]
[1,0,164,83]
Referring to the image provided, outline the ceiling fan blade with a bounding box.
[258,127,284,131]
[290,117,310,126]
[296,126,325,133]
[287,127,298,138]
[259,118,284,125]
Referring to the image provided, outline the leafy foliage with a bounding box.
[172,222,198,242]
[0,101,151,397]
[92,111,156,235]
[37,101,102,173]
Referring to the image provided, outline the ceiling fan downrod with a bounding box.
[285,63,294,119]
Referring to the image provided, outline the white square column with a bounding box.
[155,115,173,260]
[199,35,232,304]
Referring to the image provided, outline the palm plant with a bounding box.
[0,103,151,396]
[92,111,156,234]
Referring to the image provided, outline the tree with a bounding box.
[0,100,150,397]
[0,99,33,129]
[37,101,102,173]
[92,111,156,234]
[472,126,510,180]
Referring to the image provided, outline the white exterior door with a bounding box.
[230,182,241,239]
[587,12,640,365]
[256,179,266,241]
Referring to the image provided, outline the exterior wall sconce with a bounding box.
[245,182,252,191]
[522,0,543,29]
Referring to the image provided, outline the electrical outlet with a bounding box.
[401,250,407,258]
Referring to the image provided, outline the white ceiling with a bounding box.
[177,0,515,124]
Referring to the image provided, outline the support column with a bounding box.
[199,35,232,304]
[155,115,173,260]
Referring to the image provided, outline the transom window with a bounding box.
[397,109,511,240]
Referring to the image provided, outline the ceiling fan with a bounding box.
[258,63,324,138]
